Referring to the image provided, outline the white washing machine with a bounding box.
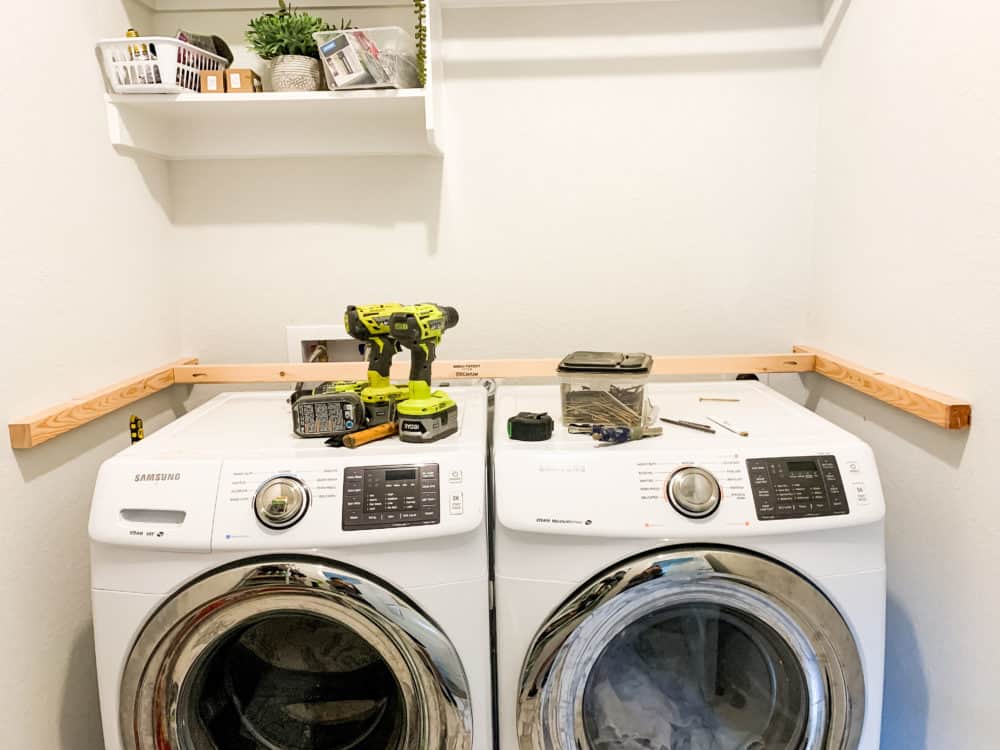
[493,381,885,750]
[89,387,491,750]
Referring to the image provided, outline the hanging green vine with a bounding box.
[414,0,427,87]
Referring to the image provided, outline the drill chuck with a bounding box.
[441,306,459,330]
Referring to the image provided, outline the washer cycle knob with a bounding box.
[254,475,309,529]
[666,467,721,518]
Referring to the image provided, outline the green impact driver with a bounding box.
[344,303,410,426]
[390,303,460,443]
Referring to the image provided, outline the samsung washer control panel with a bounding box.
[746,455,848,521]
[342,464,440,530]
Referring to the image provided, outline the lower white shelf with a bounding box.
[105,90,440,160]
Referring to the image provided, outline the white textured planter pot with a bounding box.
[270,55,323,92]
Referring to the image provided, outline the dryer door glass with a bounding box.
[120,560,474,750]
[179,612,405,749]
[581,603,808,748]
[518,549,865,750]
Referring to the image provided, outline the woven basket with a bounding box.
[270,55,323,92]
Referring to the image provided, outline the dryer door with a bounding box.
[518,548,865,750]
[120,558,472,750]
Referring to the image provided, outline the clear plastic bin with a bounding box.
[98,37,226,94]
[314,27,419,91]
[558,352,654,428]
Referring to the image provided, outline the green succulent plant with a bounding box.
[413,0,427,86]
[246,0,330,60]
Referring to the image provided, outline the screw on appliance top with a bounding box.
[254,475,309,529]
[666,467,721,518]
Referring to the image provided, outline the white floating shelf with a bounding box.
[105,90,440,160]
[136,1,407,10]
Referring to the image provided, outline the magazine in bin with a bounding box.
[314,27,420,90]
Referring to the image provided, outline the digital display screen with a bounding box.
[786,460,818,473]
[385,468,417,481]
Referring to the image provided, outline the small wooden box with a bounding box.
[225,68,263,94]
[199,69,226,93]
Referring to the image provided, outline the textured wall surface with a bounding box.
[0,1,183,747]
[168,1,821,369]
[774,0,1000,745]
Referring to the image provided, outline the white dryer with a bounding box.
[493,381,885,750]
[89,387,491,750]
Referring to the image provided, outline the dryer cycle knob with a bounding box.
[254,475,309,530]
[666,467,721,518]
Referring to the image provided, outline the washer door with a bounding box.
[518,548,865,750]
[121,558,473,750]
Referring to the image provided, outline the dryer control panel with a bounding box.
[343,463,440,530]
[746,455,848,520]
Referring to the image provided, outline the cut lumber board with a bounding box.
[793,345,970,430]
[649,354,814,376]
[6,349,971,448]
[172,354,815,384]
[8,358,199,449]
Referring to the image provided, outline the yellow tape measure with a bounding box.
[130,415,144,443]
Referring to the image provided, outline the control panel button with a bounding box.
[254,475,309,530]
[449,491,464,515]
[343,464,441,530]
[747,455,850,520]
[666,467,721,518]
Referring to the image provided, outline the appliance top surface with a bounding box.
[91,386,488,557]
[495,380,862,454]
[120,386,487,460]
[492,381,885,540]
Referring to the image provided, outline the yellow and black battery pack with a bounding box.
[291,384,365,439]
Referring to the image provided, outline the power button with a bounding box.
[254,475,309,529]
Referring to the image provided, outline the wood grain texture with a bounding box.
[8,348,972,448]
[173,354,815,384]
[8,358,199,449]
[793,345,971,430]
[649,354,815,375]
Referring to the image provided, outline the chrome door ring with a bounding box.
[517,547,865,750]
[120,558,474,750]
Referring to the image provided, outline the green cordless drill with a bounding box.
[390,303,460,443]
[344,303,410,426]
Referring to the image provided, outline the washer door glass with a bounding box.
[121,560,474,750]
[518,549,865,750]
[181,613,404,749]
[582,603,808,749]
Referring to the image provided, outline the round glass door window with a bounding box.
[581,603,808,750]
[178,613,404,749]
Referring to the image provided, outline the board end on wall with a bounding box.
[8,423,33,450]
[7,357,199,450]
[793,345,971,430]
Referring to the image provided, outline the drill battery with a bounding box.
[398,404,458,444]
[290,383,365,439]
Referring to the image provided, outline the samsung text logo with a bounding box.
[134,473,181,482]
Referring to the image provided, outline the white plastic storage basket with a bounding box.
[98,37,226,94]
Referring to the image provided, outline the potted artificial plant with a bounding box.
[246,0,329,92]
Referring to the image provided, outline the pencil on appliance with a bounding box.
[707,416,749,437]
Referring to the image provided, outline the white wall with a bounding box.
[169,1,821,368]
[0,1,185,747]
[0,1,863,748]
[773,0,1000,745]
